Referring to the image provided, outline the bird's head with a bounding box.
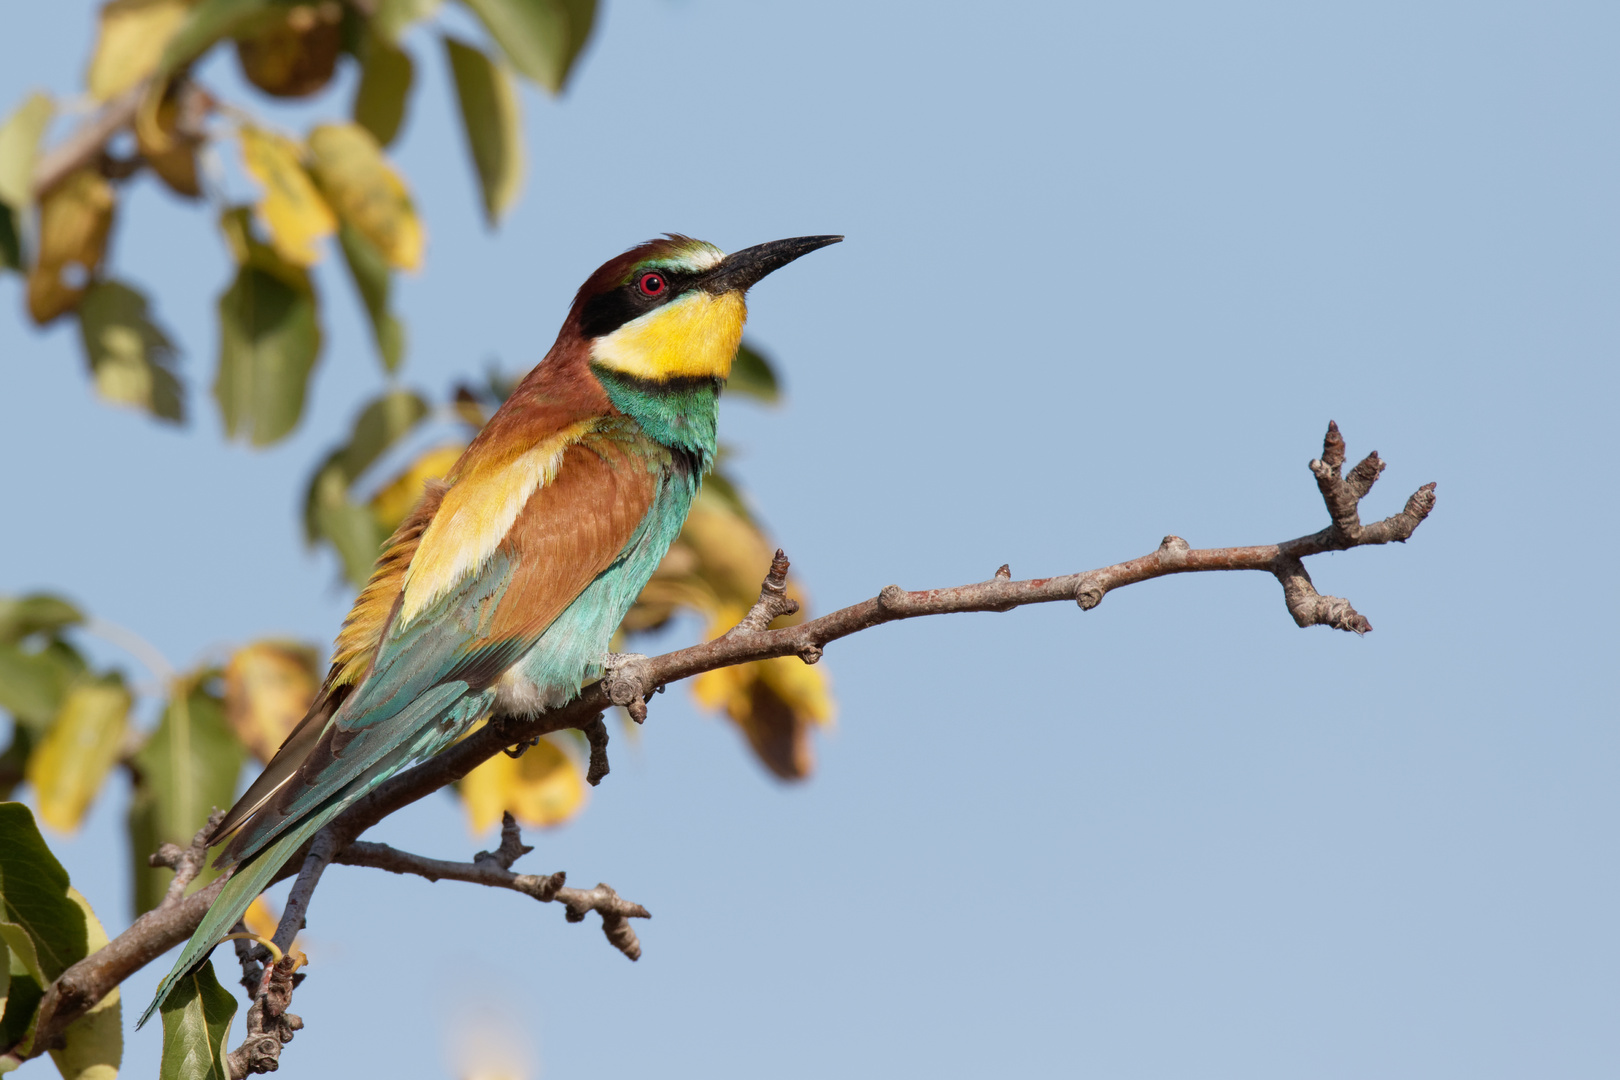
[575,234,842,384]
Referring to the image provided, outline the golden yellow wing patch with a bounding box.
[590,289,747,382]
[397,419,599,627]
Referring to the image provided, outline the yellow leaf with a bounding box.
[369,443,464,532]
[628,484,837,779]
[25,677,131,832]
[26,169,115,324]
[460,734,584,834]
[223,641,319,763]
[307,122,423,271]
[692,607,834,780]
[242,895,307,957]
[51,889,122,1080]
[238,125,334,267]
[218,204,312,292]
[242,896,278,942]
[86,0,193,101]
[0,92,54,211]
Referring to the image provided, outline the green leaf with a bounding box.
[0,93,54,212]
[727,341,782,404]
[338,224,406,372]
[0,922,44,1059]
[0,595,83,646]
[78,280,186,423]
[341,388,431,481]
[215,264,321,446]
[372,0,444,43]
[0,729,31,804]
[301,388,428,584]
[217,205,309,292]
[154,0,273,81]
[353,31,414,147]
[0,804,86,982]
[316,499,386,587]
[49,889,122,1080]
[25,675,131,834]
[0,639,89,734]
[158,960,235,1080]
[444,36,524,225]
[0,202,19,274]
[457,0,595,93]
[128,684,245,915]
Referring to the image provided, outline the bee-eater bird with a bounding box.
[141,233,842,1023]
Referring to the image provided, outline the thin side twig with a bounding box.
[335,812,649,961]
[149,808,227,907]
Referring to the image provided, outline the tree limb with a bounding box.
[334,812,650,960]
[24,420,1435,1047]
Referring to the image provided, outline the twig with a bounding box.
[337,421,1436,838]
[335,812,649,960]
[86,615,176,685]
[580,714,611,786]
[725,549,800,634]
[150,808,226,907]
[22,421,1435,1048]
[272,829,338,954]
[31,84,146,199]
[225,951,304,1079]
[226,828,325,1077]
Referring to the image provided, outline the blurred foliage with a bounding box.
[460,731,583,833]
[0,4,836,1069]
[25,675,131,834]
[0,0,597,440]
[128,676,245,915]
[0,803,122,1074]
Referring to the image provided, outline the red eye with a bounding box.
[637,272,666,297]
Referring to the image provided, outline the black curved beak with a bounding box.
[701,235,843,294]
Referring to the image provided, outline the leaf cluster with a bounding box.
[0,5,837,1075]
[0,0,594,440]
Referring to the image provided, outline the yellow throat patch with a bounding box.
[590,289,747,382]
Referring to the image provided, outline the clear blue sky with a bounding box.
[2,2,1616,1077]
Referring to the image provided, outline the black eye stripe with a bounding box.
[579,266,693,338]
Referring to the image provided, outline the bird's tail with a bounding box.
[137,809,329,1029]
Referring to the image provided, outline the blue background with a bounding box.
[2,1,1616,1076]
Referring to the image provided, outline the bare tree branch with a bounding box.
[334,812,650,960]
[30,84,146,199]
[272,830,337,955]
[30,78,213,199]
[150,808,227,906]
[23,421,1435,1048]
[340,421,1436,841]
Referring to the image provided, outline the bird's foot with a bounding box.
[601,653,655,723]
